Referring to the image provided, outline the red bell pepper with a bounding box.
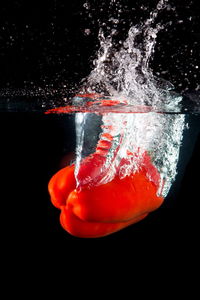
[48,94,164,238]
[48,152,163,238]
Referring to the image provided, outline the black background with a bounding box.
[1,0,200,257]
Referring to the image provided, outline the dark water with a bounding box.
[1,106,199,249]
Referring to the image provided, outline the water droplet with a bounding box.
[83,2,90,10]
[84,28,91,35]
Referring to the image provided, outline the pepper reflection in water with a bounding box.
[48,94,185,238]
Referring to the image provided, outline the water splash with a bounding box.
[75,0,185,197]
[81,0,179,107]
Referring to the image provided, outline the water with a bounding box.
[1,93,199,199]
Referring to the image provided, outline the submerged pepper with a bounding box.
[48,151,163,238]
[48,94,164,238]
